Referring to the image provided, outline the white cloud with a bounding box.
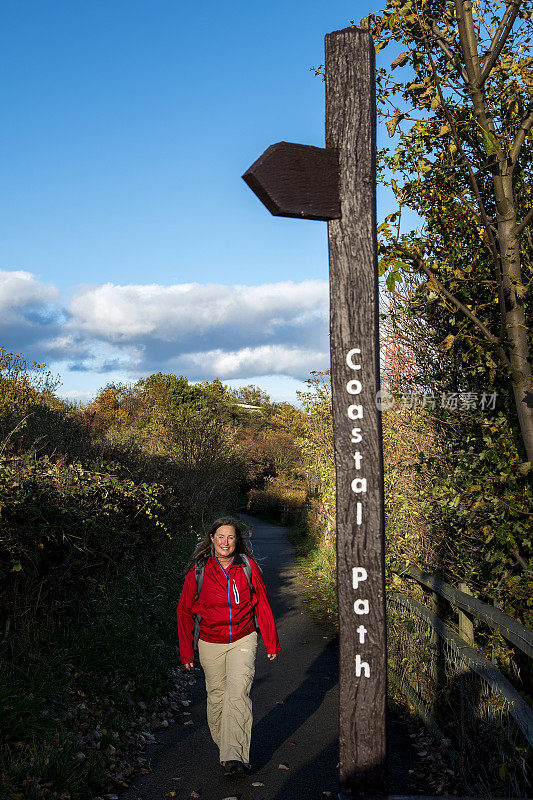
[68,280,328,341]
[57,388,97,404]
[0,269,59,318]
[0,269,63,358]
[1,270,330,384]
[174,344,328,379]
[38,334,78,352]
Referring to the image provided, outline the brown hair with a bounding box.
[183,516,254,575]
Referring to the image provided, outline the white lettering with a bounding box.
[346,349,361,370]
[352,567,368,589]
[357,624,368,644]
[346,379,362,395]
[351,478,367,494]
[356,502,362,525]
[348,404,363,420]
[354,599,369,615]
[355,654,370,678]
[351,427,362,443]
[353,451,363,469]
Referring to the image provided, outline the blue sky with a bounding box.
[0,0,400,404]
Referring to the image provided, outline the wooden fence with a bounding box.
[389,562,532,797]
[245,498,533,794]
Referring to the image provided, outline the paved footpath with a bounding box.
[119,514,414,800]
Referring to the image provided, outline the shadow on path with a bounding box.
[118,514,420,800]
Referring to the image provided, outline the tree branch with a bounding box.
[455,0,482,84]
[417,11,509,345]
[427,18,470,84]
[510,101,533,165]
[400,246,513,372]
[510,206,533,243]
[418,16,498,252]
[479,0,522,85]
[454,0,502,150]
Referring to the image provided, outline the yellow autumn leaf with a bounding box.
[391,52,409,69]
[441,334,455,351]
[386,110,404,137]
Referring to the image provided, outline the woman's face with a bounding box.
[211,524,237,560]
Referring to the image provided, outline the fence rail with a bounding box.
[389,566,532,797]
[392,561,533,660]
[390,591,533,746]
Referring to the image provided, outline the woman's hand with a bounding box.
[267,653,278,661]
[184,662,194,670]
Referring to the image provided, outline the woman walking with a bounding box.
[176,517,281,776]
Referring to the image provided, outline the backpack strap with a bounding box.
[240,554,260,632]
[193,560,205,652]
[194,561,204,601]
[240,553,254,593]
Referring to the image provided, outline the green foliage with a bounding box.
[383,401,532,626]
[351,0,533,627]
[0,531,195,800]
[287,518,338,631]
[296,371,335,517]
[0,350,272,798]
[360,0,533,461]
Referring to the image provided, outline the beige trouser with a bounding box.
[198,631,258,765]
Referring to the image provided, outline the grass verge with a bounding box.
[286,519,338,633]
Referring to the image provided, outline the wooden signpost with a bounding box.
[243,27,387,798]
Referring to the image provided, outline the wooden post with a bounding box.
[242,26,385,798]
[428,587,447,731]
[326,28,387,797]
[458,583,474,646]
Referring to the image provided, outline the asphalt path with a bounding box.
[118,514,415,800]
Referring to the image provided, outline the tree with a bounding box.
[362,0,533,464]
[297,371,335,516]
[136,373,213,424]
[228,385,271,408]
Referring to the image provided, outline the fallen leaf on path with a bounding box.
[278,763,289,770]
[252,782,264,787]
[190,792,200,798]
[288,741,296,746]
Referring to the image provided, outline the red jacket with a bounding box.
[176,553,281,665]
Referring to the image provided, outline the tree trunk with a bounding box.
[497,175,533,464]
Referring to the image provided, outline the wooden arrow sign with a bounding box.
[243,27,387,799]
[242,141,340,221]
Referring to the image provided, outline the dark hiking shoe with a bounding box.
[223,760,244,777]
